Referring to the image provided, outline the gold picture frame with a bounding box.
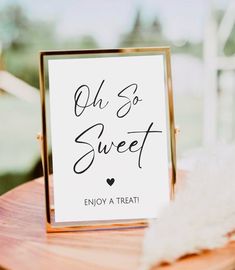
[38,47,177,233]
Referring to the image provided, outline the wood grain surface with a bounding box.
[0,177,235,270]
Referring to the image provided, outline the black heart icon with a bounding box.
[106,178,115,186]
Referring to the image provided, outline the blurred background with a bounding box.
[0,0,234,194]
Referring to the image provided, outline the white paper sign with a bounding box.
[48,54,170,223]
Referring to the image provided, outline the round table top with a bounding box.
[0,177,235,270]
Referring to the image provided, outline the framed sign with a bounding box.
[39,47,176,232]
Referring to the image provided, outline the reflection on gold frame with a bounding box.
[38,47,177,233]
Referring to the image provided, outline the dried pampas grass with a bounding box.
[141,145,235,269]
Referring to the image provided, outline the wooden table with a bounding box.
[0,178,235,270]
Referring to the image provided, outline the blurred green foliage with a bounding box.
[0,4,99,88]
[225,27,235,56]
[0,5,100,194]
[215,9,235,56]
[1,4,234,90]
[119,10,202,57]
